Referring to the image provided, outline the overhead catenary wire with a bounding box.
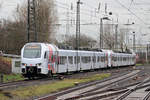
[128,0,134,10]
[55,3,101,21]
[55,1,101,17]
[115,0,147,25]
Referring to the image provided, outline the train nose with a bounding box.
[26,66,37,74]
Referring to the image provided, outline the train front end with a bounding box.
[21,43,45,78]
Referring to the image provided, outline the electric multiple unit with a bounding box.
[21,43,136,78]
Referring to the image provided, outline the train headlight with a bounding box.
[22,63,27,66]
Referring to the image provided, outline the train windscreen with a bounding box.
[23,44,41,58]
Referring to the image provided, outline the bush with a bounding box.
[0,57,11,74]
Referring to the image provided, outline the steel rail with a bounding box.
[116,77,150,100]
[37,70,140,100]
[142,91,150,100]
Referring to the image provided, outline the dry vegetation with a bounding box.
[0,57,11,74]
[0,0,57,54]
[0,73,110,100]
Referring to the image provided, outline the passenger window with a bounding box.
[68,56,73,64]
[75,56,80,64]
[97,56,100,62]
[44,52,47,59]
[93,56,96,63]
[59,56,67,65]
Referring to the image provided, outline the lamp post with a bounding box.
[100,18,103,49]
[76,0,82,70]
[133,31,135,52]
[146,41,150,63]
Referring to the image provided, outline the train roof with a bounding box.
[24,43,135,55]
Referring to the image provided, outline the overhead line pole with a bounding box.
[27,0,30,43]
[100,18,103,49]
[27,0,37,42]
[115,18,118,50]
[76,0,82,70]
[133,32,136,51]
[33,0,37,42]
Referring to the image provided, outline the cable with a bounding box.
[115,0,147,25]
[81,0,99,9]
[55,2,101,20]
[129,0,134,10]
[55,1,69,6]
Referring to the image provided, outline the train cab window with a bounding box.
[23,44,41,58]
[68,56,73,64]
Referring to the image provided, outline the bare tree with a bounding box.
[102,22,115,49]
[0,0,57,54]
[63,34,96,49]
[14,0,57,42]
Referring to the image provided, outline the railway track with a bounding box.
[37,70,141,100]
[0,67,133,90]
[116,78,150,100]
[0,80,29,89]
[0,78,56,90]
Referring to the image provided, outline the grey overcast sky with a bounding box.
[0,0,150,44]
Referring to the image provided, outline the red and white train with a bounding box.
[21,43,136,78]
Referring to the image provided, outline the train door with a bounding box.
[105,53,108,68]
[68,56,74,72]
[92,53,96,69]
[43,51,49,74]
[58,55,67,73]
[96,53,101,68]
[47,51,57,74]
[107,52,112,67]
[52,51,58,73]
[101,54,105,68]
[78,52,81,71]
[95,53,99,69]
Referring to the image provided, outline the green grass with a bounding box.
[0,73,111,100]
[3,74,24,83]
